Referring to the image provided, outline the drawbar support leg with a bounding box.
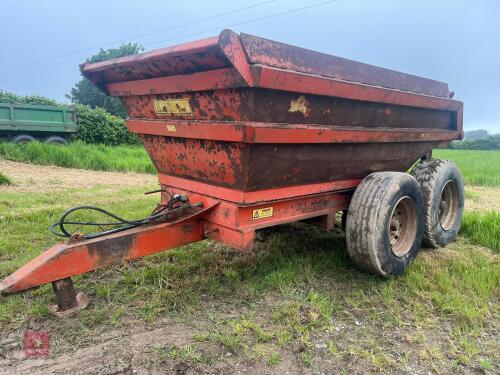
[49,277,89,318]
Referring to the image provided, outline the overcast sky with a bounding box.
[1,0,498,132]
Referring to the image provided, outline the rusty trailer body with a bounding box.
[0,30,464,315]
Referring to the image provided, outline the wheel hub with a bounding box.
[439,180,459,231]
[389,196,418,257]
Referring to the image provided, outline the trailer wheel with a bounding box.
[346,172,424,277]
[45,136,68,145]
[12,134,35,144]
[411,159,464,248]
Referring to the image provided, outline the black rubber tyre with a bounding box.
[411,159,464,248]
[45,136,68,145]
[346,172,424,277]
[340,210,347,232]
[11,134,35,144]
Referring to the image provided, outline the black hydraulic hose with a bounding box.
[49,201,176,240]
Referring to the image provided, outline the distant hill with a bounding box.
[464,129,489,140]
[449,132,500,150]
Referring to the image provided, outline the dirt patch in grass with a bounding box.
[0,315,306,375]
[0,159,156,193]
[465,186,500,212]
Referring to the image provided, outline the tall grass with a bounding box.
[461,211,500,253]
[0,171,11,185]
[434,149,500,187]
[0,141,155,174]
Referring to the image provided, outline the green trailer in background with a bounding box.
[0,103,76,144]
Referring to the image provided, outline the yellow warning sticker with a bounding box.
[166,124,176,132]
[252,207,274,220]
[154,99,192,115]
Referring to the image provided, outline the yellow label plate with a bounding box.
[252,207,274,220]
[154,99,192,115]
[166,125,176,132]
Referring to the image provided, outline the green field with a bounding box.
[0,145,499,373]
[434,149,500,186]
[0,141,155,174]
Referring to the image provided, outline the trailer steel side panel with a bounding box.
[0,103,76,134]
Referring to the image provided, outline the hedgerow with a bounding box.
[74,105,139,146]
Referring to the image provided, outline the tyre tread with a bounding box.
[411,159,461,247]
[346,172,406,276]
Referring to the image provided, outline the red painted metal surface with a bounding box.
[107,68,246,97]
[0,203,217,294]
[83,36,227,89]
[239,32,450,98]
[128,119,460,144]
[253,66,460,111]
[158,174,360,204]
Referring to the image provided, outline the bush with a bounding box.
[74,104,139,146]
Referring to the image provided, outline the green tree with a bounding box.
[0,90,59,106]
[67,43,144,118]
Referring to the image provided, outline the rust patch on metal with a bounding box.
[239,32,450,98]
[87,235,134,267]
[246,141,442,191]
[140,134,247,189]
[52,278,78,311]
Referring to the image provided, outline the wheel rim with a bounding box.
[388,196,418,257]
[439,180,459,231]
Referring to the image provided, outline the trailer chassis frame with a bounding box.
[0,182,354,316]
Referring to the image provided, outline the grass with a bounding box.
[0,141,155,174]
[0,142,499,187]
[461,211,500,253]
[0,171,11,185]
[434,149,500,186]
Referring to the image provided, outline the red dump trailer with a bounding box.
[0,30,464,316]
